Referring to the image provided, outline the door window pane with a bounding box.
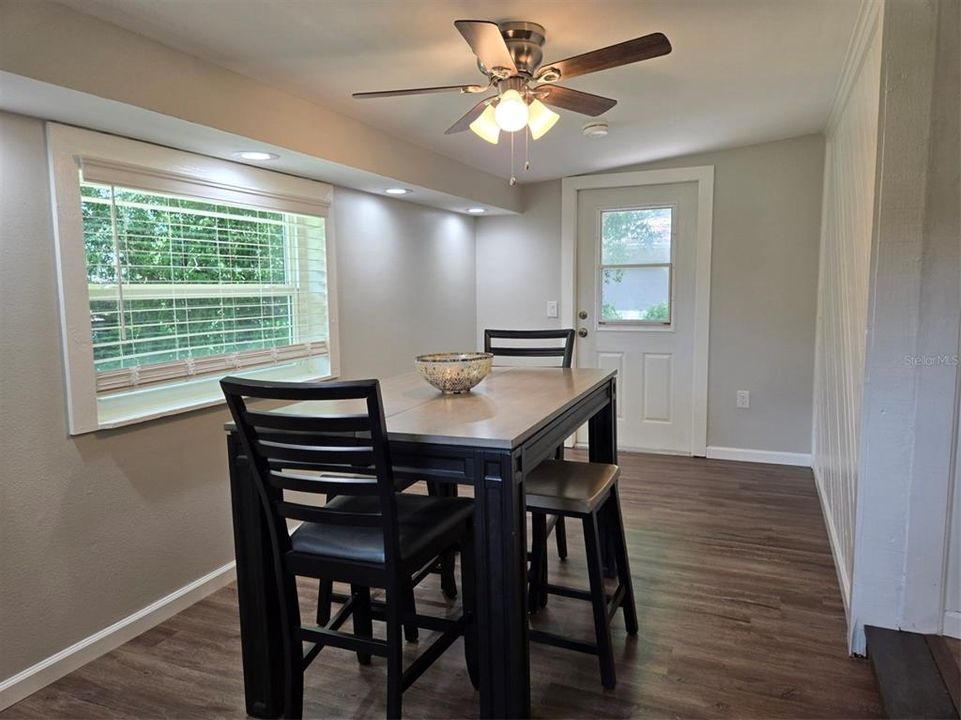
[601,266,670,323]
[601,208,672,264]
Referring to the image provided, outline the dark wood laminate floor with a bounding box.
[1,453,882,719]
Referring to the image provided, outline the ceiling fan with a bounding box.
[353,20,672,145]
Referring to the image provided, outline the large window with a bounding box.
[599,207,673,325]
[49,124,337,433]
[81,184,327,391]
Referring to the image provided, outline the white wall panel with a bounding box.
[811,3,881,611]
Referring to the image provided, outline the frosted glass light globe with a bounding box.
[494,90,529,132]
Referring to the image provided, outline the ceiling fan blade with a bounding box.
[444,96,495,134]
[536,32,671,82]
[537,85,617,116]
[353,84,486,99]
[454,20,517,75]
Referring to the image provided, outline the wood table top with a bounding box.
[225,367,614,450]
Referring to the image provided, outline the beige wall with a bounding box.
[475,181,563,347]
[476,134,825,455]
[334,186,476,378]
[0,110,476,684]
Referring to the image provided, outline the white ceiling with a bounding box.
[57,0,860,183]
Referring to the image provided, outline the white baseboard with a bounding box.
[573,442,692,456]
[812,466,852,620]
[944,611,961,639]
[0,561,236,711]
[705,446,812,467]
[572,443,811,465]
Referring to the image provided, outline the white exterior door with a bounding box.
[575,182,700,454]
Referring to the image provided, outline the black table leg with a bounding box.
[227,433,285,718]
[588,378,619,578]
[472,449,530,719]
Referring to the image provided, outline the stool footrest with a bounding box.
[543,583,594,602]
[529,628,598,655]
[542,582,621,607]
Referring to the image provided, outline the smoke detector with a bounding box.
[582,120,609,138]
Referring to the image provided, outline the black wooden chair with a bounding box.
[484,328,576,369]
[486,328,577,563]
[525,460,638,689]
[221,377,477,719]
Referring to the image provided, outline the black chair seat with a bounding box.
[291,493,474,567]
[524,460,619,515]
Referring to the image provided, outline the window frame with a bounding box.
[47,123,340,434]
[595,203,677,328]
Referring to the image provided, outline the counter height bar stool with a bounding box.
[485,328,577,564]
[420,328,579,602]
[222,377,477,719]
[524,459,638,689]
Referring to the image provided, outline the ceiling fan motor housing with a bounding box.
[491,21,546,77]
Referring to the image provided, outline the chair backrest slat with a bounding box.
[221,376,401,571]
[267,470,381,497]
[255,430,369,447]
[256,440,375,467]
[484,328,576,368]
[275,501,385,527]
[486,347,569,358]
[246,409,371,433]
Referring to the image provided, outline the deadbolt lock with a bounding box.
[578,310,588,320]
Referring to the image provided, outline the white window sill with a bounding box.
[94,356,333,431]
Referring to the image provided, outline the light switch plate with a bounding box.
[736,390,750,408]
[546,300,558,318]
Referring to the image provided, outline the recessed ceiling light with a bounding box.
[234,151,279,161]
[466,207,486,214]
[384,188,412,195]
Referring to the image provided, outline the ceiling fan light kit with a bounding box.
[353,19,671,181]
[527,99,560,140]
[469,104,500,144]
[493,88,529,132]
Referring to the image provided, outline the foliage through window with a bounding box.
[81,182,328,391]
[599,207,672,324]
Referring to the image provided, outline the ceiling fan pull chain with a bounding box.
[509,131,517,186]
[524,127,531,172]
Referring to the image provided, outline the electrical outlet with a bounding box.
[736,390,750,409]
[546,300,558,318]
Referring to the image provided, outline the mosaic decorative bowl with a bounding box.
[415,352,493,394]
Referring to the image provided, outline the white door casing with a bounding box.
[943,373,961,639]
[561,167,714,456]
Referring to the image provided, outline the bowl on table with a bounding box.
[415,352,494,394]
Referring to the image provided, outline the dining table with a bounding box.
[224,365,618,719]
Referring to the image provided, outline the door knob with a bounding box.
[578,328,588,338]
[578,310,588,320]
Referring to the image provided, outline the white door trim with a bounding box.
[561,166,714,456]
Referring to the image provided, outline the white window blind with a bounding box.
[79,164,329,393]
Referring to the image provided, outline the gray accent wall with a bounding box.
[476,134,826,456]
[0,109,476,684]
